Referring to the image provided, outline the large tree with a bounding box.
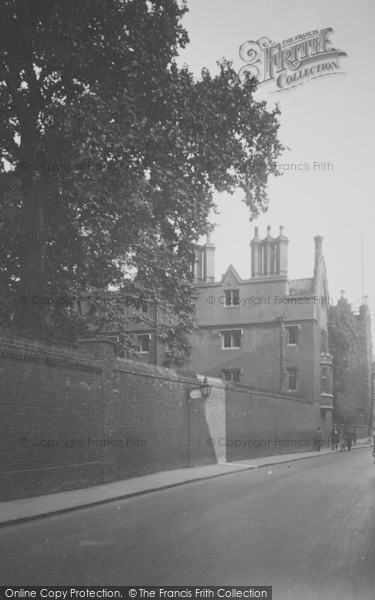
[0,0,283,365]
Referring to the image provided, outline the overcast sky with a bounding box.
[178,0,375,331]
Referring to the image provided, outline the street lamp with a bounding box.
[201,376,211,399]
[188,376,212,400]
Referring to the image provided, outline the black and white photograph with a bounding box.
[1,1,375,598]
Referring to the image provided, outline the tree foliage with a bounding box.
[0,0,283,364]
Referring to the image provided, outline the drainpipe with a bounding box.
[277,316,286,391]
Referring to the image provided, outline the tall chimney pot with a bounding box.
[314,235,323,251]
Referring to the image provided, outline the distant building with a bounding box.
[122,302,159,364]
[329,292,373,433]
[190,227,333,419]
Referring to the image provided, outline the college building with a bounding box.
[118,226,333,430]
[190,227,334,412]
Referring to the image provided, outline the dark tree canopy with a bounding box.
[0,0,283,365]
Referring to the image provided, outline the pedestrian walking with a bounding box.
[345,430,353,452]
[339,426,347,451]
[314,427,323,452]
[351,428,357,445]
[331,425,339,450]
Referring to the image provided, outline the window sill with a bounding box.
[222,347,241,350]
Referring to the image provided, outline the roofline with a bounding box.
[195,275,290,287]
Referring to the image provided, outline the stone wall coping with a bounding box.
[0,337,102,372]
[0,335,310,402]
[113,357,200,384]
[113,358,309,402]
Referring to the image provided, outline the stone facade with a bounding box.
[189,227,333,424]
[329,293,373,433]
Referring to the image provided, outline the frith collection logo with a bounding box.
[239,27,347,92]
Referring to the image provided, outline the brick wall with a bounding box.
[0,335,322,500]
[225,385,320,461]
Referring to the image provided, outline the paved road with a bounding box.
[1,448,374,599]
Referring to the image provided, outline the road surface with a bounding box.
[1,448,374,599]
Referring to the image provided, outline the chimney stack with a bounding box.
[313,235,324,277]
[193,236,216,282]
[251,226,288,278]
[264,226,275,275]
[202,235,215,282]
[276,225,288,276]
[314,235,323,252]
[250,226,262,277]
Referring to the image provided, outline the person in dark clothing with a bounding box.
[345,430,353,452]
[331,425,340,450]
[315,427,323,451]
[340,426,347,451]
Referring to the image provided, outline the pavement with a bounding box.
[1,440,371,527]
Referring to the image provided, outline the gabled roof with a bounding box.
[221,264,243,285]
